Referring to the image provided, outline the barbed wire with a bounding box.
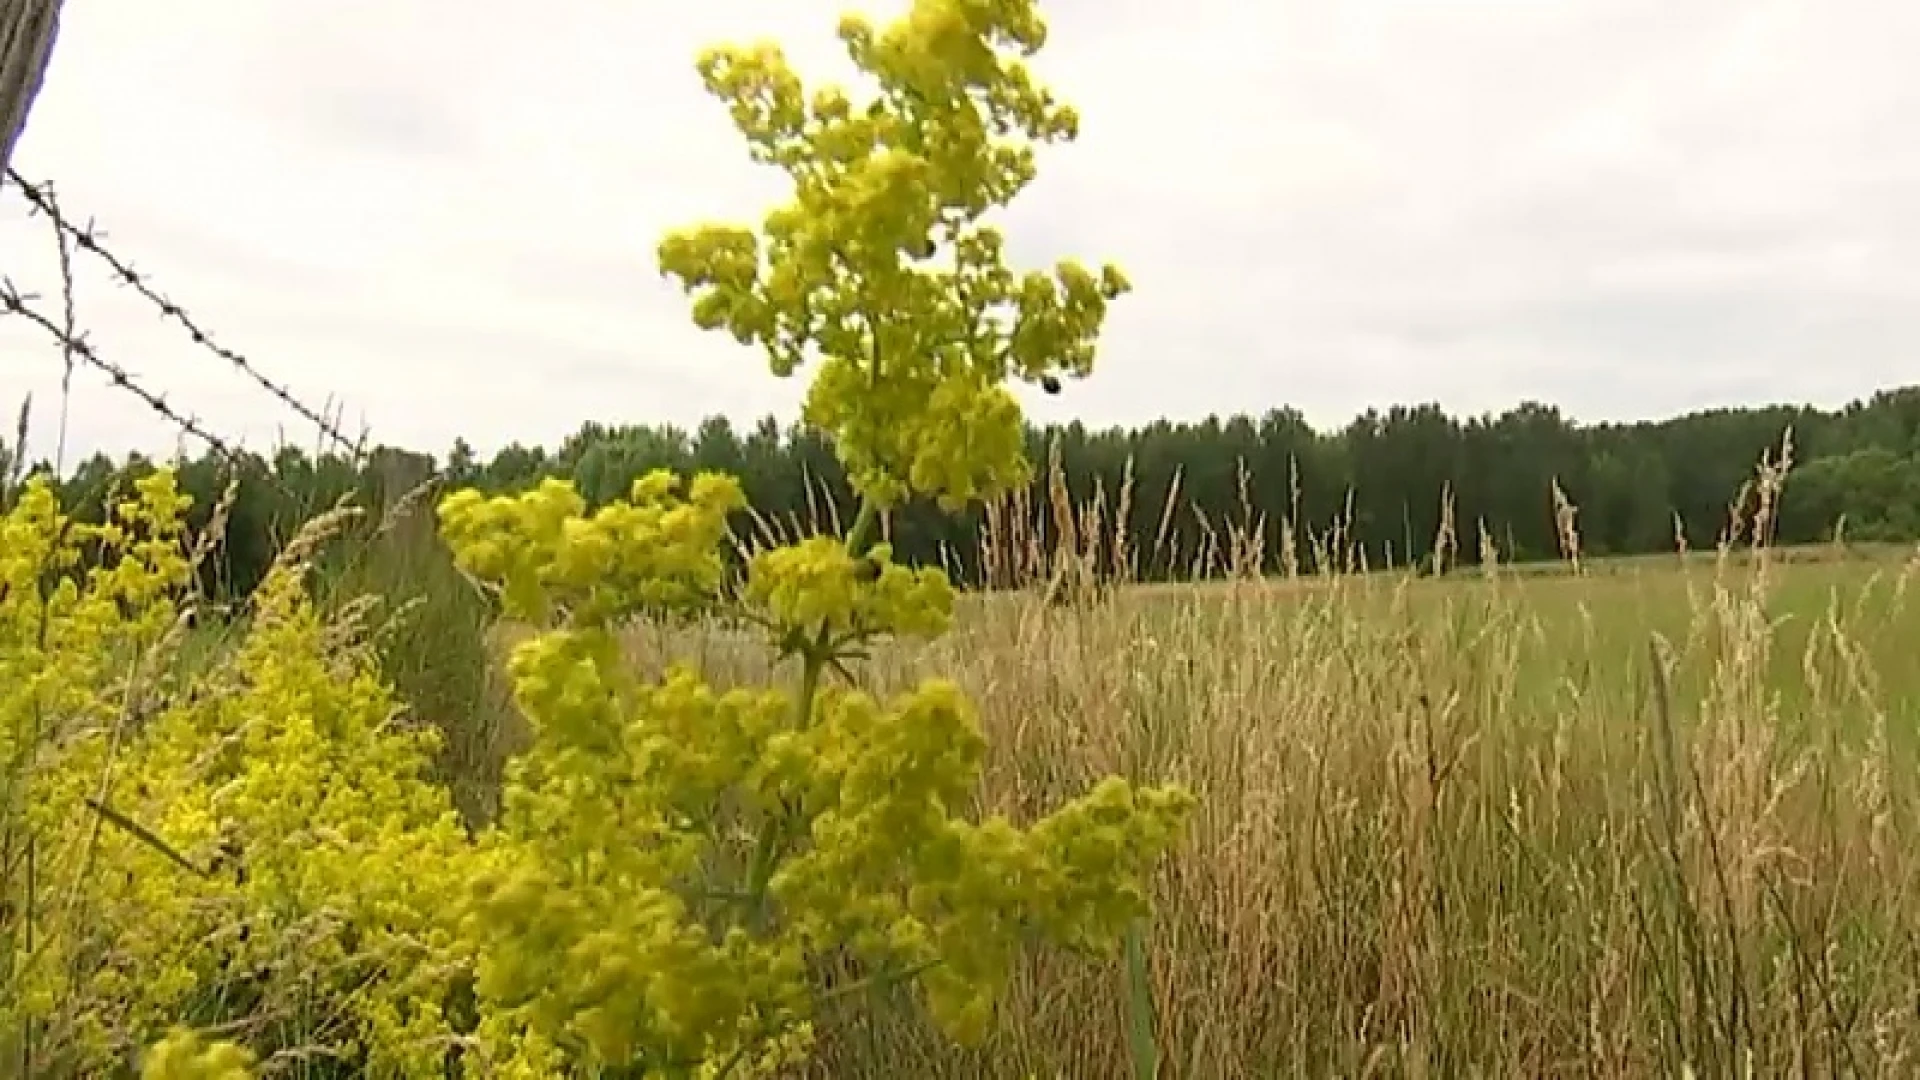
[4,167,367,461]
[0,276,294,498]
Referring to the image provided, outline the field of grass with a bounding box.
[578,527,1918,1077]
[147,465,1919,1077]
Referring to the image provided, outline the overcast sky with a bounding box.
[2,0,1916,467]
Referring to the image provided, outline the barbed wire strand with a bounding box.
[5,167,368,462]
[0,277,295,499]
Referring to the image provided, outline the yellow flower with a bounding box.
[658,0,1130,511]
[141,1029,256,1080]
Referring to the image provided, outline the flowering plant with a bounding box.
[434,0,1191,1071]
[1,1,1189,1076]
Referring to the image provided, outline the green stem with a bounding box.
[845,497,880,558]
[740,494,882,924]
[818,957,942,1006]
[708,1041,752,1080]
[743,639,822,918]
[1124,919,1160,1080]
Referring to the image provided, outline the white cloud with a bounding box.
[2,0,1916,467]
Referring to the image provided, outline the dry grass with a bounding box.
[591,442,1920,1077]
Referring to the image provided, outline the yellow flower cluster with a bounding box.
[0,473,193,781]
[140,1029,255,1080]
[438,469,744,627]
[440,480,1191,1067]
[2,474,476,1077]
[658,0,1131,510]
[745,535,954,644]
[765,683,1194,1043]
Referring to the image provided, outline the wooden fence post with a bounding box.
[0,0,62,179]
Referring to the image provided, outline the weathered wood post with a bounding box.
[0,0,60,179]
[373,445,438,553]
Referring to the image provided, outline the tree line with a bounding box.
[8,385,1919,600]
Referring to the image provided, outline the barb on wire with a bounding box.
[5,168,367,462]
[0,276,291,498]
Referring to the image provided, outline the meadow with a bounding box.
[8,0,1919,1072]
[11,403,1920,1078]
[326,460,1908,1079]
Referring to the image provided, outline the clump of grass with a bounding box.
[986,436,1125,609]
[309,474,515,829]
